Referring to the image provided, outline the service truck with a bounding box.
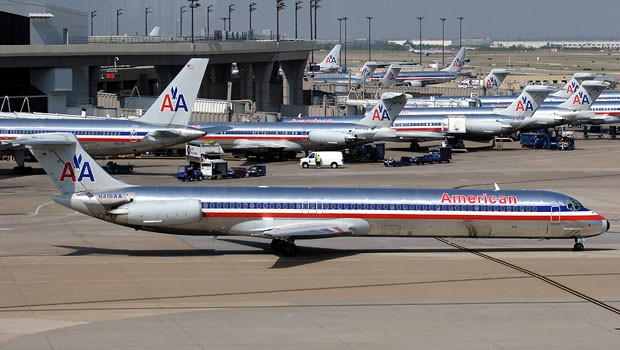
[185,142,229,179]
[300,151,344,169]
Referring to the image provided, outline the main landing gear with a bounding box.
[271,239,298,257]
[573,237,585,251]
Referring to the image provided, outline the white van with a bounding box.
[300,151,344,169]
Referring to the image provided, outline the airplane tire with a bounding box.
[282,243,298,257]
[271,239,285,253]
[573,243,584,251]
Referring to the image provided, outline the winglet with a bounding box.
[138,58,209,127]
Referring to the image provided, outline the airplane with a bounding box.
[387,85,557,148]
[16,132,610,256]
[397,80,608,118]
[0,58,209,174]
[475,72,620,107]
[369,47,468,87]
[287,82,603,149]
[285,85,555,149]
[194,92,409,159]
[312,61,417,85]
[404,41,445,56]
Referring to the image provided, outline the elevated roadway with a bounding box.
[0,40,314,112]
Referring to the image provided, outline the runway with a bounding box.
[1,138,620,349]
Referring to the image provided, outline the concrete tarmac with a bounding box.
[1,138,620,349]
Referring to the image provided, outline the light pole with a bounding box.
[309,0,313,63]
[180,6,186,36]
[417,16,423,65]
[366,16,373,61]
[440,17,447,68]
[249,3,256,33]
[90,10,96,36]
[342,16,347,72]
[115,8,123,36]
[457,16,464,48]
[276,0,286,41]
[295,1,302,39]
[228,4,234,32]
[206,5,213,37]
[145,7,152,36]
[337,17,342,44]
[188,0,201,42]
[313,0,321,41]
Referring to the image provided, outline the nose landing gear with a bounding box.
[573,237,585,251]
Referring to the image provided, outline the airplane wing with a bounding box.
[229,219,370,240]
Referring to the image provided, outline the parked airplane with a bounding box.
[397,80,608,118]
[370,47,467,87]
[195,92,408,159]
[0,58,209,174]
[476,72,619,106]
[388,85,556,148]
[18,132,610,256]
[404,42,445,56]
[312,61,417,85]
[283,82,608,149]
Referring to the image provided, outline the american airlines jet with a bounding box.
[16,132,610,256]
[370,47,467,87]
[0,59,208,174]
[196,93,408,158]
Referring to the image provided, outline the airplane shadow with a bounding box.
[0,168,47,176]
[55,240,615,270]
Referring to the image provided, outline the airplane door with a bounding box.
[130,125,139,143]
[546,206,561,236]
[550,206,561,223]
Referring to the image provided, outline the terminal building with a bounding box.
[0,0,314,118]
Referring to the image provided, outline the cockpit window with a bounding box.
[567,198,583,211]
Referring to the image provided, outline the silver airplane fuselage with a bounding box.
[0,118,204,156]
[62,186,609,240]
[194,121,393,152]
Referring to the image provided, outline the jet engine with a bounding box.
[108,199,202,226]
[308,130,358,146]
[406,81,424,87]
[463,119,506,139]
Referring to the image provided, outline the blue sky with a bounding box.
[48,0,620,41]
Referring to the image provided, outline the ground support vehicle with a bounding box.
[248,165,267,177]
[177,165,204,181]
[104,161,134,174]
